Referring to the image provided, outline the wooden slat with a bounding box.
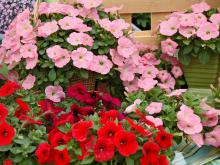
[151,12,170,31]
[133,31,158,45]
[103,0,220,14]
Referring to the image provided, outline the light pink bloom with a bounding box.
[161,38,178,56]
[140,53,160,66]
[0,47,6,63]
[194,13,208,27]
[191,2,210,13]
[20,44,38,58]
[138,78,158,92]
[79,8,99,20]
[177,104,194,120]
[110,49,125,67]
[142,66,159,78]
[45,85,65,103]
[16,20,33,38]
[7,71,19,83]
[146,116,163,127]
[197,22,219,40]
[200,101,220,116]
[117,37,137,58]
[205,128,220,147]
[190,134,204,148]
[22,74,36,90]
[109,19,129,38]
[47,45,63,60]
[77,0,102,9]
[119,63,136,81]
[158,70,170,82]
[159,17,180,36]
[167,89,187,97]
[163,75,176,89]
[180,13,196,27]
[179,26,196,38]
[160,54,180,66]
[104,5,123,13]
[67,32,94,46]
[71,47,93,69]
[58,16,83,30]
[210,13,220,26]
[89,55,113,74]
[202,111,218,127]
[38,21,59,37]
[171,66,183,78]
[145,102,163,115]
[75,24,92,33]
[124,99,142,114]
[25,55,38,70]
[123,78,139,93]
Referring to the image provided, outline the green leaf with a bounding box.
[74,147,82,155]
[80,156,94,164]
[48,69,56,81]
[178,52,192,65]
[183,45,193,55]
[14,155,23,163]
[0,64,9,77]
[193,46,200,54]
[0,145,12,151]
[216,41,220,53]
[55,145,66,151]
[126,157,134,165]
[198,50,210,64]
[80,70,89,79]
[207,43,216,50]
[183,39,191,45]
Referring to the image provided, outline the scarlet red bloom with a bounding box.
[54,112,74,127]
[94,138,115,162]
[71,104,94,123]
[136,109,156,128]
[155,130,173,150]
[97,121,122,142]
[3,159,12,165]
[78,135,95,160]
[0,81,20,97]
[140,155,158,165]
[14,99,30,118]
[53,149,71,165]
[18,115,44,125]
[0,122,15,146]
[114,130,138,157]
[67,83,88,102]
[99,110,119,124]
[35,143,52,164]
[0,103,8,121]
[84,91,101,106]
[49,131,67,147]
[158,155,169,165]
[72,120,93,142]
[101,93,121,109]
[142,141,160,164]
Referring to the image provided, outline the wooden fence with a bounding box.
[60,0,220,45]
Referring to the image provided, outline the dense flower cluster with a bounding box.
[159,2,220,65]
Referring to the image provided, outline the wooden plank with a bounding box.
[151,12,170,31]
[133,31,158,45]
[121,14,132,26]
[103,0,220,14]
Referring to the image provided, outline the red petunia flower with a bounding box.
[49,131,67,147]
[140,154,158,165]
[94,138,115,162]
[158,155,169,165]
[155,129,173,150]
[71,104,94,123]
[0,103,8,121]
[101,93,121,109]
[35,143,52,164]
[0,122,15,146]
[78,135,95,160]
[142,141,160,164]
[72,120,93,142]
[0,81,20,97]
[14,99,30,118]
[3,159,12,165]
[38,100,64,114]
[54,112,74,127]
[97,121,122,142]
[99,110,119,124]
[67,83,88,102]
[53,149,71,165]
[18,115,44,125]
[114,130,138,157]
[136,109,156,128]
[84,91,101,106]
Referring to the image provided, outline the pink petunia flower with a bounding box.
[158,70,170,82]
[117,37,137,58]
[124,99,142,114]
[161,38,178,56]
[171,66,183,78]
[194,13,207,27]
[110,49,125,67]
[138,78,158,92]
[89,55,113,74]
[140,53,160,66]
[167,89,187,97]
[119,63,136,82]
[180,13,196,27]
[45,85,65,103]
[16,20,33,38]
[58,16,83,30]
[191,2,210,13]
[179,26,196,38]
[20,44,38,58]
[25,55,38,70]
[38,21,59,37]
[77,0,102,9]
[67,32,94,46]
[200,101,220,116]
[202,111,219,127]
[145,116,163,127]
[22,74,36,90]
[205,127,220,147]
[210,13,220,26]
[123,77,139,93]
[47,45,63,60]
[71,47,93,69]
[197,22,219,40]
[145,102,163,115]
[79,8,99,20]
[190,134,204,148]
[159,17,180,36]
[142,66,159,79]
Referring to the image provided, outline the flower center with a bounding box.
[99,147,104,152]
[3,130,8,137]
